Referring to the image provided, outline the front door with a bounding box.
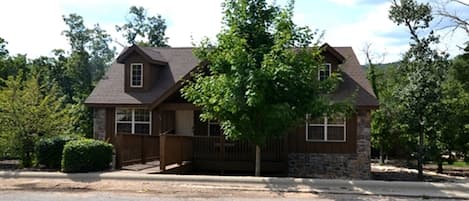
[175,110,194,136]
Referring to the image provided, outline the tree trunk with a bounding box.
[417,129,424,181]
[255,145,261,176]
[379,146,385,164]
[437,159,443,174]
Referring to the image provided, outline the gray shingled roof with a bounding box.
[334,47,379,107]
[85,47,197,106]
[85,46,378,107]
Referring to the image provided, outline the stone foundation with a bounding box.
[288,110,371,179]
[93,108,106,140]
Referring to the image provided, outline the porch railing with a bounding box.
[115,134,160,167]
[192,136,286,162]
[159,134,193,171]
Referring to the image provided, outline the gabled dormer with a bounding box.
[116,44,168,92]
[319,43,346,80]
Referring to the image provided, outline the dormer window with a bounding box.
[318,63,331,81]
[130,63,143,87]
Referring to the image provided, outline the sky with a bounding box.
[0,0,467,64]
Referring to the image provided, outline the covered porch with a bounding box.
[114,103,288,173]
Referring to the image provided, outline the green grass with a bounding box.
[443,161,469,167]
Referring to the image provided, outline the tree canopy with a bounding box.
[182,0,350,176]
[116,6,169,47]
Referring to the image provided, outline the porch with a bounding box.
[115,134,287,173]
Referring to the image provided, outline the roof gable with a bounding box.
[116,44,168,65]
[321,43,346,64]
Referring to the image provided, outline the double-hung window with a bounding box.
[306,114,346,142]
[116,108,151,135]
[130,63,143,87]
[318,63,331,81]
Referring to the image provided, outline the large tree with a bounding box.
[61,14,115,135]
[0,73,73,166]
[182,0,349,176]
[389,0,450,180]
[116,6,169,47]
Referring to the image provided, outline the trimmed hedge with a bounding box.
[36,135,81,169]
[62,139,113,173]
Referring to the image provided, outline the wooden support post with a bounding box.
[141,135,146,164]
[160,135,166,171]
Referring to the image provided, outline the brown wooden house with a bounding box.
[85,44,378,179]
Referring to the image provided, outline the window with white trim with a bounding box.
[318,63,331,81]
[207,120,222,136]
[116,108,151,135]
[130,63,143,87]
[306,114,346,142]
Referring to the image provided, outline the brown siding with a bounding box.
[161,111,175,134]
[287,114,357,154]
[194,110,208,136]
[323,51,341,72]
[105,108,115,143]
[124,52,158,92]
[152,108,161,136]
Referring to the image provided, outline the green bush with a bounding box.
[36,135,81,169]
[61,139,113,173]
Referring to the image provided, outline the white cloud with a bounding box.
[297,2,407,64]
[0,0,69,58]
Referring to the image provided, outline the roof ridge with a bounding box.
[149,47,195,49]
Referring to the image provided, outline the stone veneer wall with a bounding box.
[288,110,371,179]
[93,108,106,140]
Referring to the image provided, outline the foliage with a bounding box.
[0,73,74,167]
[62,14,116,136]
[0,37,8,57]
[116,6,169,47]
[61,139,113,172]
[370,65,410,159]
[389,0,450,179]
[439,43,469,160]
[36,135,82,169]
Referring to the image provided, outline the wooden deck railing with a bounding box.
[192,136,286,162]
[115,134,160,167]
[159,134,193,171]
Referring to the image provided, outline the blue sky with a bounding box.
[0,0,467,64]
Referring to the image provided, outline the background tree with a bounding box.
[0,73,73,166]
[116,6,169,47]
[0,37,8,58]
[440,43,469,164]
[62,14,116,135]
[389,0,450,180]
[182,0,350,176]
[433,0,469,35]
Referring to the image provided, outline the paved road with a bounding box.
[0,190,458,201]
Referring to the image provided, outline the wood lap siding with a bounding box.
[105,108,115,142]
[161,111,176,134]
[287,114,357,154]
[124,52,156,92]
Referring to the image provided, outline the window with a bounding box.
[318,63,331,81]
[116,108,151,135]
[306,114,346,142]
[130,63,143,87]
[207,120,222,136]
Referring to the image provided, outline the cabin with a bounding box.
[85,44,378,179]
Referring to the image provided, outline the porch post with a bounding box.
[160,134,166,171]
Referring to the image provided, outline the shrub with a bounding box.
[36,135,81,169]
[61,139,113,173]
